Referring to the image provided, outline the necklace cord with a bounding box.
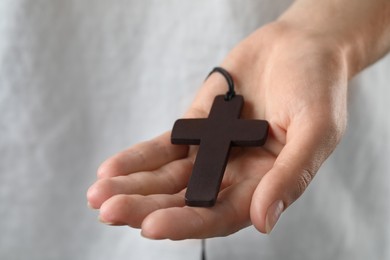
[206,67,236,101]
[201,239,206,260]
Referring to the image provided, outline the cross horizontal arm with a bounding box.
[171,119,207,145]
[230,120,269,146]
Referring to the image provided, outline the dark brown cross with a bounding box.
[171,95,269,207]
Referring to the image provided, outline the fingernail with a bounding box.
[98,215,113,225]
[265,200,284,234]
[87,202,94,209]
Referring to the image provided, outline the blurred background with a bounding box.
[1,1,389,259]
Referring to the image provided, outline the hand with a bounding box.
[87,22,348,239]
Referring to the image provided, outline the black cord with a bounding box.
[207,67,236,101]
[201,239,206,260]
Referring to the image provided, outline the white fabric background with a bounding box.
[0,1,389,259]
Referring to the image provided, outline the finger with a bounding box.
[87,158,193,209]
[250,118,342,234]
[140,179,258,240]
[97,131,188,179]
[98,193,185,228]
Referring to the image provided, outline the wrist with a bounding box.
[277,0,390,78]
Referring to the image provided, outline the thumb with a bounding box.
[250,119,342,234]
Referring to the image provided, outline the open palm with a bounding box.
[87,23,348,239]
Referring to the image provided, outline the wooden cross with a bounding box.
[171,95,269,207]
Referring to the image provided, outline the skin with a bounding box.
[87,0,390,239]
